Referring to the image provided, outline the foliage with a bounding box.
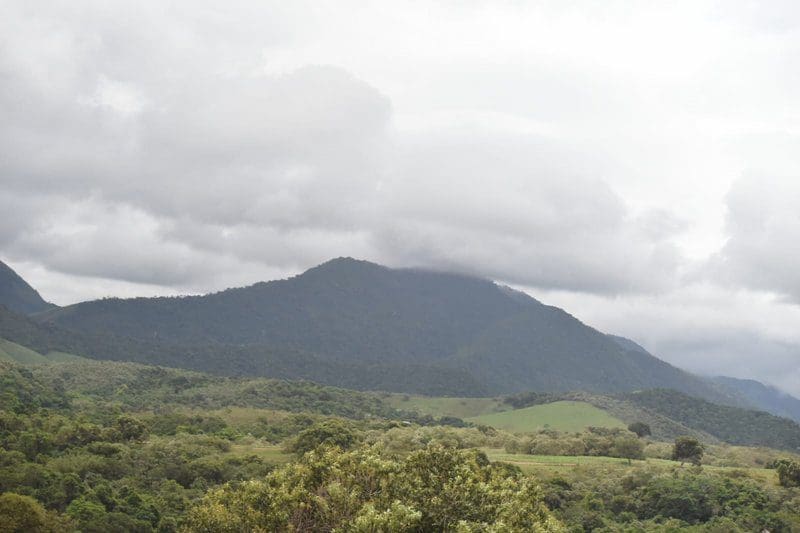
[673,436,705,466]
[183,444,565,532]
[6,258,729,399]
[774,459,800,487]
[0,492,68,533]
[2,358,800,531]
[627,422,651,438]
[284,419,359,455]
[623,388,800,451]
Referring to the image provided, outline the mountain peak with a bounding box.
[0,260,55,315]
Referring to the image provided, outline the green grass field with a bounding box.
[467,400,626,433]
[227,443,292,463]
[44,351,89,363]
[0,337,50,364]
[387,395,509,419]
[0,338,89,364]
[483,448,780,484]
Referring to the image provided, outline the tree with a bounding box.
[115,415,148,441]
[285,419,358,455]
[627,422,651,438]
[610,436,644,464]
[672,436,704,466]
[184,444,566,532]
[0,492,65,533]
[775,459,800,487]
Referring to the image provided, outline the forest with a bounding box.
[2,359,800,531]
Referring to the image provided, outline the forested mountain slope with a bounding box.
[33,258,733,400]
[0,260,54,314]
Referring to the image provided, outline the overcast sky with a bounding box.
[2,1,800,394]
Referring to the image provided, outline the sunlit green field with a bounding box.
[467,400,626,433]
[386,394,509,418]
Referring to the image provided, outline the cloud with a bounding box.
[531,283,800,396]
[709,176,800,302]
[0,1,686,299]
[2,0,800,392]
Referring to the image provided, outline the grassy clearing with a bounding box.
[386,394,508,419]
[44,351,88,362]
[0,337,50,364]
[483,448,780,484]
[0,339,88,364]
[467,400,626,433]
[227,442,292,464]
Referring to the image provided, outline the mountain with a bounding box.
[708,375,800,423]
[27,257,729,400]
[0,304,485,396]
[0,260,54,314]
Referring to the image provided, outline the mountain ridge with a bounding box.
[5,256,800,418]
[25,258,734,401]
[0,260,55,315]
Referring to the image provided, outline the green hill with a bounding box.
[0,337,50,364]
[623,389,800,451]
[466,401,627,433]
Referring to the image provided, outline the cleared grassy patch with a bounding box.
[386,394,508,419]
[467,400,626,433]
[483,448,780,484]
[45,351,89,362]
[227,443,292,464]
[0,337,50,364]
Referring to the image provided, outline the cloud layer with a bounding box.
[1,1,799,393]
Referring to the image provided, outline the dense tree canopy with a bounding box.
[184,444,565,532]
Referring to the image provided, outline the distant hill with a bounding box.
[27,257,730,401]
[622,388,800,451]
[0,260,54,314]
[708,376,800,423]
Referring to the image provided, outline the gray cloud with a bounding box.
[710,176,800,302]
[0,2,683,296]
[2,1,800,393]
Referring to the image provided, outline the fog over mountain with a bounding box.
[2,1,800,394]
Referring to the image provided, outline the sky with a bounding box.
[2,1,800,394]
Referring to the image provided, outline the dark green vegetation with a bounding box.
[399,389,800,452]
[25,258,739,401]
[3,257,799,421]
[0,261,53,315]
[2,359,800,532]
[623,389,800,451]
[709,375,800,423]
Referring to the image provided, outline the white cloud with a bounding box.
[2,0,800,391]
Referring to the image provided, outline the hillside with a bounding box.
[465,401,627,433]
[0,260,54,314]
[708,375,800,423]
[622,389,800,451]
[3,358,800,531]
[33,257,734,401]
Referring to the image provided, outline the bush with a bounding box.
[284,419,359,455]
